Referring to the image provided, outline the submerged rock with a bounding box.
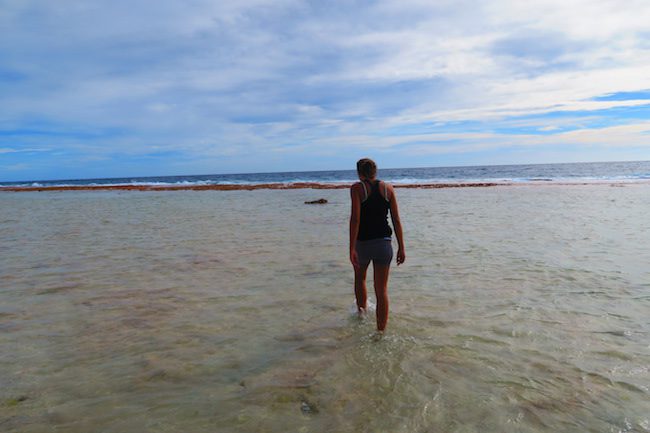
[4,396,28,407]
[300,399,319,414]
[304,198,328,204]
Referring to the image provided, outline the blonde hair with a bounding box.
[356,158,377,179]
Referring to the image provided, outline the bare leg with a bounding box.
[373,263,390,331]
[354,263,369,314]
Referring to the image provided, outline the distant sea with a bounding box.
[2,160,650,188]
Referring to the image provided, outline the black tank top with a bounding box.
[357,180,392,241]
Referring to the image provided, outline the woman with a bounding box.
[349,158,405,333]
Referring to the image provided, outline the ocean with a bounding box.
[2,160,650,187]
[1,167,649,432]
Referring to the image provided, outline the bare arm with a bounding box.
[349,183,362,267]
[387,184,405,265]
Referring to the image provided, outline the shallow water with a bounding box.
[1,185,649,432]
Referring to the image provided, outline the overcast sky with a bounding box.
[1,0,650,181]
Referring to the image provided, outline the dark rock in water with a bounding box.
[5,396,28,407]
[305,198,328,204]
[300,399,319,414]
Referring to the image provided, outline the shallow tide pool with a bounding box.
[1,185,649,432]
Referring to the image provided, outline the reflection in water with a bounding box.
[1,186,649,432]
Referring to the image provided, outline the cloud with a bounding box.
[1,0,650,180]
[0,147,50,154]
[299,120,650,157]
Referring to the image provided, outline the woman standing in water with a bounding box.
[349,158,405,333]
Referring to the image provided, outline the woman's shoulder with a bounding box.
[350,181,364,198]
[378,180,394,201]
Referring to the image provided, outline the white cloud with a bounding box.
[292,120,650,157]
[0,147,50,154]
[1,0,650,176]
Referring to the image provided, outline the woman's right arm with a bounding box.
[388,184,405,265]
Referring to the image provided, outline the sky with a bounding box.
[1,0,650,181]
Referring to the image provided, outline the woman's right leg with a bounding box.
[354,263,369,313]
[373,263,390,331]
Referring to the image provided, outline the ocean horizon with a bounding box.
[2,160,650,188]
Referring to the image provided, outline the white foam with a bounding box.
[349,300,376,316]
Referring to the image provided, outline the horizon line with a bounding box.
[2,158,649,184]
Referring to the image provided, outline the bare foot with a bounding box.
[358,307,367,319]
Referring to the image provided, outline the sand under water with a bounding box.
[1,184,649,432]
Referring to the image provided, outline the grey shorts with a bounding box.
[356,238,393,267]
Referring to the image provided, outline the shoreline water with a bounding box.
[2,179,650,192]
[2,184,649,432]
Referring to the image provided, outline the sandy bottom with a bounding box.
[1,185,649,432]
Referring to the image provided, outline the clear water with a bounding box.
[2,160,650,187]
[1,185,649,432]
